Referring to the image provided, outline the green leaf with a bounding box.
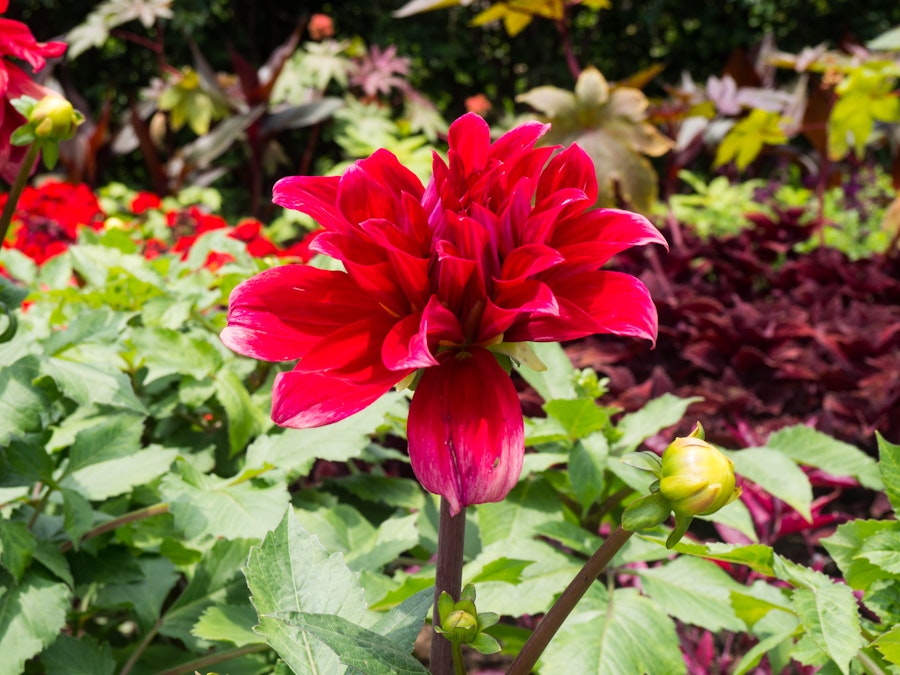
[765,425,882,490]
[41,634,115,675]
[622,492,672,531]
[40,356,147,413]
[325,474,425,511]
[61,445,178,501]
[774,556,866,674]
[514,341,577,402]
[129,326,223,383]
[193,602,263,647]
[878,432,900,513]
[61,488,95,546]
[470,558,534,585]
[243,510,368,675]
[543,398,610,439]
[214,368,265,457]
[0,357,50,445]
[94,556,179,632]
[662,538,776,576]
[0,571,71,675]
[637,556,747,632]
[856,530,900,575]
[821,520,900,590]
[476,476,560,546]
[0,521,36,582]
[539,586,686,674]
[0,437,55,487]
[714,109,788,170]
[277,612,429,675]
[568,434,609,512]
[870,625,900,665]
[367,587,434,651]
[161,461,290,541]
[65,413,146,474]
[159,539,256,649]
[613,395,701,454]
[728,447,812,521]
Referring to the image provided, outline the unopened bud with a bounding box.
[659,424,741,518]
[28,96,81,141]
[442,609,479,643]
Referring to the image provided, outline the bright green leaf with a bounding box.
[0,571,70,675]
[856,530,900,575]
[41,634,115,675]
[569,434,609,512]
[728,447,812,522]
[193,603,263,648]
[878,432,900,513]
[821,519,900,590]
[870,625,900,665]
[0,521,36,582]
[613,395,701,454]
[61,445,178,501]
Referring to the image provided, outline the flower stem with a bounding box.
[59,502,170,553]
[431,498,467,675]
[0,143,41,246]
[506,525,633,675]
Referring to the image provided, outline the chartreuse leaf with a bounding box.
[870,625,900,665]
[878,432,900,513]
[539,585,685,674]
[637,556,747,632]
[161,459,290,541]
[0,570,70,675]
[714,109,788,170]
[276,612,429,675]
[828,63,900,160]
[41,634,115,675]
[856,530,900,575]
[773,555,866,674]
[613,394,701,454]
[765,425,882,490]
[727,447,812,522]
[244,510,370,674]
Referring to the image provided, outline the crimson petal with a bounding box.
[407,347,524,516]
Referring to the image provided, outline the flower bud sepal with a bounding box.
[434,583,501,655]
[9,95,84,170]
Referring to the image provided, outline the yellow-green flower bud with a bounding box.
[28,96,81,141]
[442,608,479,643]
[659,428,741,517]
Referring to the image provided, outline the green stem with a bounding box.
[451,640,466,675]
[118,617,161,675]
[59,502,170,553]
[431,498,467,675]
[0,142,41,246]
[155,644,270,675]
[506,526,634,675]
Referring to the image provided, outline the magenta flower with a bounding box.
[221,113,666,515]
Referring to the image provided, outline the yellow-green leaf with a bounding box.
[715,109,788,170]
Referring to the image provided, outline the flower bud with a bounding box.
[442,608,479,643]
[659,426,740,517]
[28,96,82,141]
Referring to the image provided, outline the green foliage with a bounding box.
[664,170,769,240]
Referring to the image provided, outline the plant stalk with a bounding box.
[59,502,170,553]
[0,143,41,246]
[431,498,467,675]
[506,525,634,675]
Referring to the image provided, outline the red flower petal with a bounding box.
[407,347,524,515]
[506,270,658,344]
[273,175,344,231]
[271,368,401,428]
[382,295,464,370]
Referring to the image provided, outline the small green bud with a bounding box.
[442,609,479,643]
[28,96,82,142]
[659,424,741,518]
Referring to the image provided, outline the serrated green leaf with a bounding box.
[65,412,146,473]
[543,398,610,439]
[539,586,686,674]
[613,394,701,454]
[729,446,812,521]
[821,520,900,590]
[878,432,900,513]
[661,538,776,576]
[41,634,115,675]
[243,510,368,675]
[61,488,95,546]
[870,625,900,664]
[214,368,265,457]
[765,425,882,490]
[31,541,73,587]
[0,571,70,675]
[94,556,179,632]
[161,461,290,541]
[514,341,578,402]
[130,326,223,383]
[638,556,747,632]
[276,612,429,675]
[0,437,55,487]
[470,557,534,585]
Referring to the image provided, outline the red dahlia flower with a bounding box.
[221,113,666,514]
